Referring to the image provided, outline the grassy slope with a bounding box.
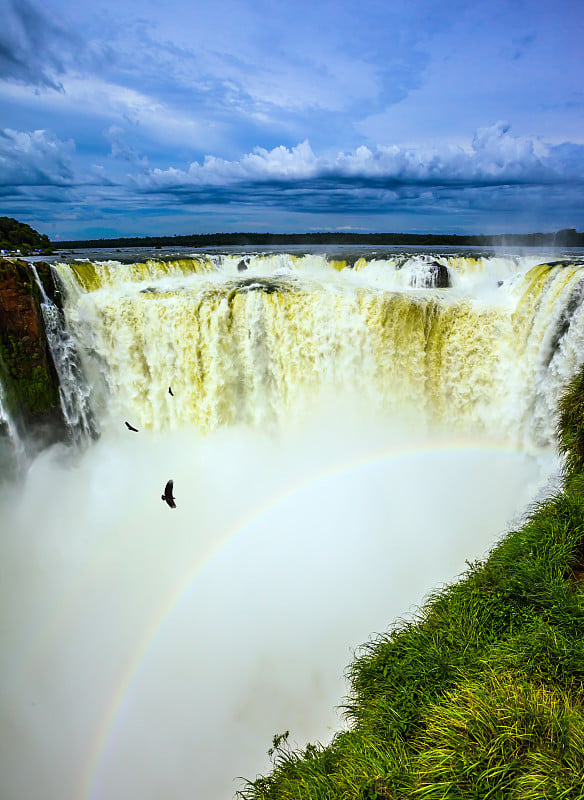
[238,368,584,800]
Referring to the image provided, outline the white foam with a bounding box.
[0,413,557,800]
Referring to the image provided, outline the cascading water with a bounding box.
[0,369,27,472]
[53,250,584,447]
[2,246,583,800]
[29,264,96,445]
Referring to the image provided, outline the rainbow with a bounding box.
[77,435,552,800]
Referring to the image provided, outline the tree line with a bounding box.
[2,216,583,251]
[55,228,584,249]
[0,217,53,254]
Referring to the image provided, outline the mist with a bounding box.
[0,408,556,800]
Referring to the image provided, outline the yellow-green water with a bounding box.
[54,252,584,445]
[2,248,581,800]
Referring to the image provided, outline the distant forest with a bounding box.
[2,216,583,251]
[56,228,584,249]
[0,217,52,253]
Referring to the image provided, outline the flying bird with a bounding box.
[161,479,176,508]
[125,421,139,432]
[168,386,174,396]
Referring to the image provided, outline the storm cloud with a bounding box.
[138,123,574,191]
[0,0,582,237]
[0,128,75,188]
[0,0,84,90]
[121,123,584,226]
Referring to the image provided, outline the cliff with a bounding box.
[0,258,65,442]
[238,369,584,799]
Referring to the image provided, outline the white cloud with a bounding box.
[0,77,162,124]
[143,140,320,187]
[0,128,75,186]
[137,123,579,192]
[1,0,583,237]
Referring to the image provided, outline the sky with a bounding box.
[0,0,583,240]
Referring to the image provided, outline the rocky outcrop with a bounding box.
[425,260,451,288]
[0,258,65,441]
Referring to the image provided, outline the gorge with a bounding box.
[1,246,584,799]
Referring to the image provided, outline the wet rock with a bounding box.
[534,259,584,269]
[538,260,570,268]
[34,261,64,309]
[422,261,450,288]
[0,258,65,438]
[226,276,295,305]
[544,277,584,368]
[236,277,280,293]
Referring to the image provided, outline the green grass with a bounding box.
[558,368,584,477]
[237,369,584,799]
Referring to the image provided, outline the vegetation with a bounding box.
[557,369,584,478]
[0,216,53,254]
[0,258,62,427]
[56,228,584,250]
[237,370,584,799]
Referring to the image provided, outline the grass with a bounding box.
[237,367,584,799]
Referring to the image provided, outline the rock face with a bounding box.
[0,258,65,440]
[426,261,451,289]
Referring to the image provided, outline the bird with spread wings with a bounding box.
[161,479,176,508]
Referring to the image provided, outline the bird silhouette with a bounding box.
[161,479,176,508]
[168,386,174,396]
[125,421,139,432]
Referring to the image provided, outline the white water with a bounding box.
[29,264,95,444]
[0,375,26,471]
[51,250,584,447]
[0,248,580,799]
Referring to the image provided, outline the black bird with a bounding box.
[168,386,174,396]
[125,421,139,432]
[162,479,176,508]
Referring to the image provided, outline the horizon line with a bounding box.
[53,228,583,247]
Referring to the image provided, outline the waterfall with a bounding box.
[0,370,27,473]
[53,251,584,448]
[4,246,581,800]
[29,263,96,445]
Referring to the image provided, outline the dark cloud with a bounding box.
[2,123,583,237]
[0,0,70,88]
[127,124,584,219]
[0,0,107,89]
[0,127,75,186]
[128,177,584,224]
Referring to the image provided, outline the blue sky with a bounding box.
[0,0,583,240]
